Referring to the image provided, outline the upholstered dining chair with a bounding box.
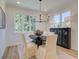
[36,33,58,59]
[20,34,37,59]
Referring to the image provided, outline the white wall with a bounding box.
[0,0,6,59]
[5,5,48,46]
[71,0,78,51]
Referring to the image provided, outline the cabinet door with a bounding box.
[62,28,71,49]
[57,28,63,46]
[62,28,68,48]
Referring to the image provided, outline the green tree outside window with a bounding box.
[15,13,36,32]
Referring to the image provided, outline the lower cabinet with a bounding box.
[50,28,71,49]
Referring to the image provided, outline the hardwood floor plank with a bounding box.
[2,45,19,59]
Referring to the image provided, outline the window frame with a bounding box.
[15,13,36,33]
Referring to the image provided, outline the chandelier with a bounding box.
[35,0,49,23]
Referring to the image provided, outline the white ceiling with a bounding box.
[5,0,73,12]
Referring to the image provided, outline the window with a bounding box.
[53,14,60,23]
[52,11,71,28]
[62,11,71,22]
[15,13,36,32]
[30,16,36,31]
[53,14,61,27]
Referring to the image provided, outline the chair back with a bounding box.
[45,34,58,59]
[20,34,28,59]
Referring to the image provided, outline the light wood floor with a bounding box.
[57,46,78,58]
[2,45,36,59]
[2,45,19,59]
[2,45,78,59]
[29,56,36,59]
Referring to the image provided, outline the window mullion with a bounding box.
[60,13,62,28]
[21,15,23,32]
[20,15,22,32]
[29,16,31,32]
[22,16,24,32]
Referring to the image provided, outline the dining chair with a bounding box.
[36,34,58,59]
[20,34,37,59]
